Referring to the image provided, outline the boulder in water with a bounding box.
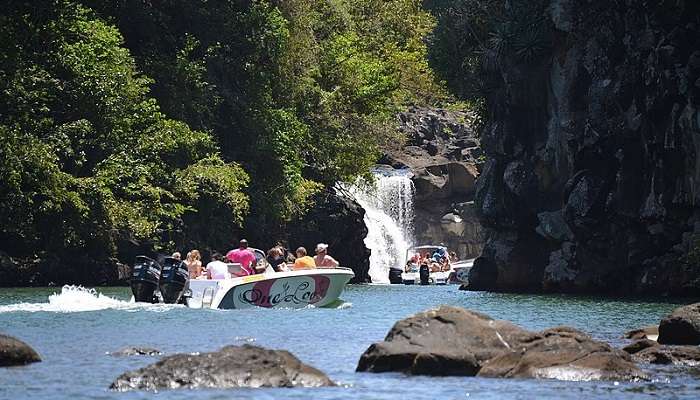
[109,347,162,356]
[357,306,645,381]
[110,344,334,391]
[623,325,659,341]
[0,334,41,367]
[658,303,700,345]
[632,345,700,366]
[622,339,658,355]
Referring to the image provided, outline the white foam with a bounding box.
[344,169,415,284]
[0,285,180,313]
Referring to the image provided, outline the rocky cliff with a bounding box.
[383,107,485,259]
[470,0,700,295]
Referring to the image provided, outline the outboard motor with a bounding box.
[159,257,189,304]
[131,256,162,303]
[419,264,430,285]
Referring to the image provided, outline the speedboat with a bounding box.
[401,245,452,285]
[447,258,474,285]
[129,249,354,309]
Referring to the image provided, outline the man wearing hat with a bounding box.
[226,239,257,276]
[313,243,339,268]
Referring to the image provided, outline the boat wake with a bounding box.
[0,285,180,313]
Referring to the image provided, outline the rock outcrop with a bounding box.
[287,188,370,282]
[0,334,41,367]
[110,344,334,391]
[470,0,700,294]
[109,347,162,357]
[384,107,485,259]
[0,251,129,287]
[357,306,644,381]
[658,303,700,345]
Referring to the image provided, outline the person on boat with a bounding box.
[440,255,451,272]
[266,246,287,272]
[449,251,459,263]
[429,257,441,273]
[432,246,447,263]
[206,252,228,279]
[292,247,316,270]
[171,251,181,260]
[313,243,339,268]
[185,250,203,278]
[226,239,257,275]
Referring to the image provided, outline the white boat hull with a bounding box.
[401,270,450,285]
[185,268,354,309]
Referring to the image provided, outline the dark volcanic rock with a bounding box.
[287,188,370,282]
[109,347,162,357]
[386,107,485,260]
[478,327,644,381]
[624,325,659,341]
[357,306,644,381]
[470,0,700,294]
[658,303,700,345]
[0,334,41,367]
[110,344,334,391]
[622,339,658,355]
[633,345,700,366]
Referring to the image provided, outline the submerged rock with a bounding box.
[357,306,644,381]
[110,344,334,391]
[109,347,162,356]
[0,334,41,367]
[658,303,700,345]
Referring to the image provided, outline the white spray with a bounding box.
[346,169,415,283]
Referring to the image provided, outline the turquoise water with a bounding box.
[1,285,699,399]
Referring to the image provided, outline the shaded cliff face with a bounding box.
[471,0,700,295]
[286,190,371,283]
[383,107,485,259]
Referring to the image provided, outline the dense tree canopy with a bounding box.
[0,1,249,263]
[0,0,447,269]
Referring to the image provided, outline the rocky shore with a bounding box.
[382,106,486,260]
[469,0,700,295]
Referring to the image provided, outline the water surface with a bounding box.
[1,285,699,399]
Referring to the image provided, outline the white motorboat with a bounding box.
[447,258,474,285]
[400,245,454,285]
[184,267,354,309]
[129,250,354,309]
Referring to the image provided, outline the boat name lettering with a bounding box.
[238,280,322,306]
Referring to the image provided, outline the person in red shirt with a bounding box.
[226,239,257,276]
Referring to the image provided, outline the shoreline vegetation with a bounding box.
[0,0,451,287]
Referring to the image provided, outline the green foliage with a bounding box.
[0,1,248,260]
[88,0,447,235]
[1,0,450,265]
[425,0,549,112]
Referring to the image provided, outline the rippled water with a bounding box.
[1,285,699,399]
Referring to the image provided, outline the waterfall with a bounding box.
[346,168,415,283]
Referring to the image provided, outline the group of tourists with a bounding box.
[170,239,340,280]
[406,246,458,273]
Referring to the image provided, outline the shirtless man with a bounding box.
[313,243,339,268]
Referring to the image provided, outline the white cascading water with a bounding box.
[346,169,415,283]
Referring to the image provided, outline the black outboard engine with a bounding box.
[159,257,189,304]
[131,256,162,303]
[419,264,430,285]
[388,268,403,284]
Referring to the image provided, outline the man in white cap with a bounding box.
[313,243,339,268]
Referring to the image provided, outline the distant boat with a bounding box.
[399,245,471,285]
[129,250,354,309]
